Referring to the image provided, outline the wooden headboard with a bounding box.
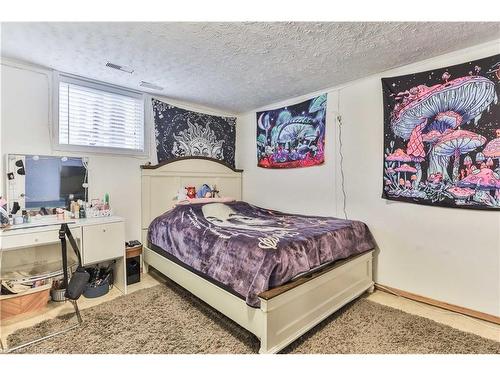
[141,157,243,242]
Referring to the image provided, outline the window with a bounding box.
[55,74,145,154]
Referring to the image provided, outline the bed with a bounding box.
[141,157,376,353]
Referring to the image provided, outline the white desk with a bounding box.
[0,216,127,295]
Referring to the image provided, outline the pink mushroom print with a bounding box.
[389,75,496,184]
[383,55,500,209]
[390,76,495,141]
[483,129,500,170]
[406,119,426,187]
[446,186,475,204]
[395,163,418,184]
[457,168,500,205]
[386,148,412,182]
[431,130,486,182]
[422,130,443,144]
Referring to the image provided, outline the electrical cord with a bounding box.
[337,114,348,220]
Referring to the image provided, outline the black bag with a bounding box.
[66,266,90,300]
[60,224,89,300]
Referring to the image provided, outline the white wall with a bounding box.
[238,40,500,316]
[0,59,237,242]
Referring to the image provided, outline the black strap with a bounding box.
[59,224,83,289]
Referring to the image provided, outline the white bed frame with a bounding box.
[141,158,374,354]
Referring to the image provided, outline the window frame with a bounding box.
[52,72,148,156]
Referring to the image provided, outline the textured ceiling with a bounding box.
[1,22,499,113]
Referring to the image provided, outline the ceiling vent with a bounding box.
[105,62,134,74]
[139,81,164,91]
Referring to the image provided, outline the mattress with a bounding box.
[148,201,375,307]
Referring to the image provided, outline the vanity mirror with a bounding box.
[6,154,89,215]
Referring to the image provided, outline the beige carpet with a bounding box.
[7,280,500,354]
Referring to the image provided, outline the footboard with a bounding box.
[144,246,373,354]
[257,251,374,354]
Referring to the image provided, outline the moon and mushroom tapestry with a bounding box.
[152,98,237,168]
[256,94,327,169]
[382,54,500,210]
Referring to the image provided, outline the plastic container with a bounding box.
[50,288,67,302]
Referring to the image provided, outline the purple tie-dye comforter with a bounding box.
[148,201,375,307]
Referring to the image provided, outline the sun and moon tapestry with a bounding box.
[382,54,500,210]
[152,99,237,168]
[256,94,327,169]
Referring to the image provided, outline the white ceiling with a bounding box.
[1,22,499,113]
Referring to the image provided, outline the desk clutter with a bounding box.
[0,194,113,231]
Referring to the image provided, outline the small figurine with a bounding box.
[211,185,220,198]
[185,186,197,199]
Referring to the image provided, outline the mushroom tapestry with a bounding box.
[382,54,500,210]
[256,94,327,168]
[152,99,237,168]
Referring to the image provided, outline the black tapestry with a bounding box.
[382,54,500,210]
[152,99,236,168]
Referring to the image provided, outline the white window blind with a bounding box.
[58,78,144,152]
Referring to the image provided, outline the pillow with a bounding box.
[176,197,236,206]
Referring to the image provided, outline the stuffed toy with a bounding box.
[185,186,197,199]
[196,184,213,198]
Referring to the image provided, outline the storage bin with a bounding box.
[0,285,51,321]
[83,279,110,298]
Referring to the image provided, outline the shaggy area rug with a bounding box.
[7,280,500,354]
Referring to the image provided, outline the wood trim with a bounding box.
[375,284,500,325]
[126,245,143,258]
[258,251,372,300]
[141,156,243,173]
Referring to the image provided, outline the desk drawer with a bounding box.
[1,228,82,250]
[82,222,124,265]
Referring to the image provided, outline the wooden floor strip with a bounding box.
[375,284,500,325]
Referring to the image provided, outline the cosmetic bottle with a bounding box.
[79,205,86,219]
